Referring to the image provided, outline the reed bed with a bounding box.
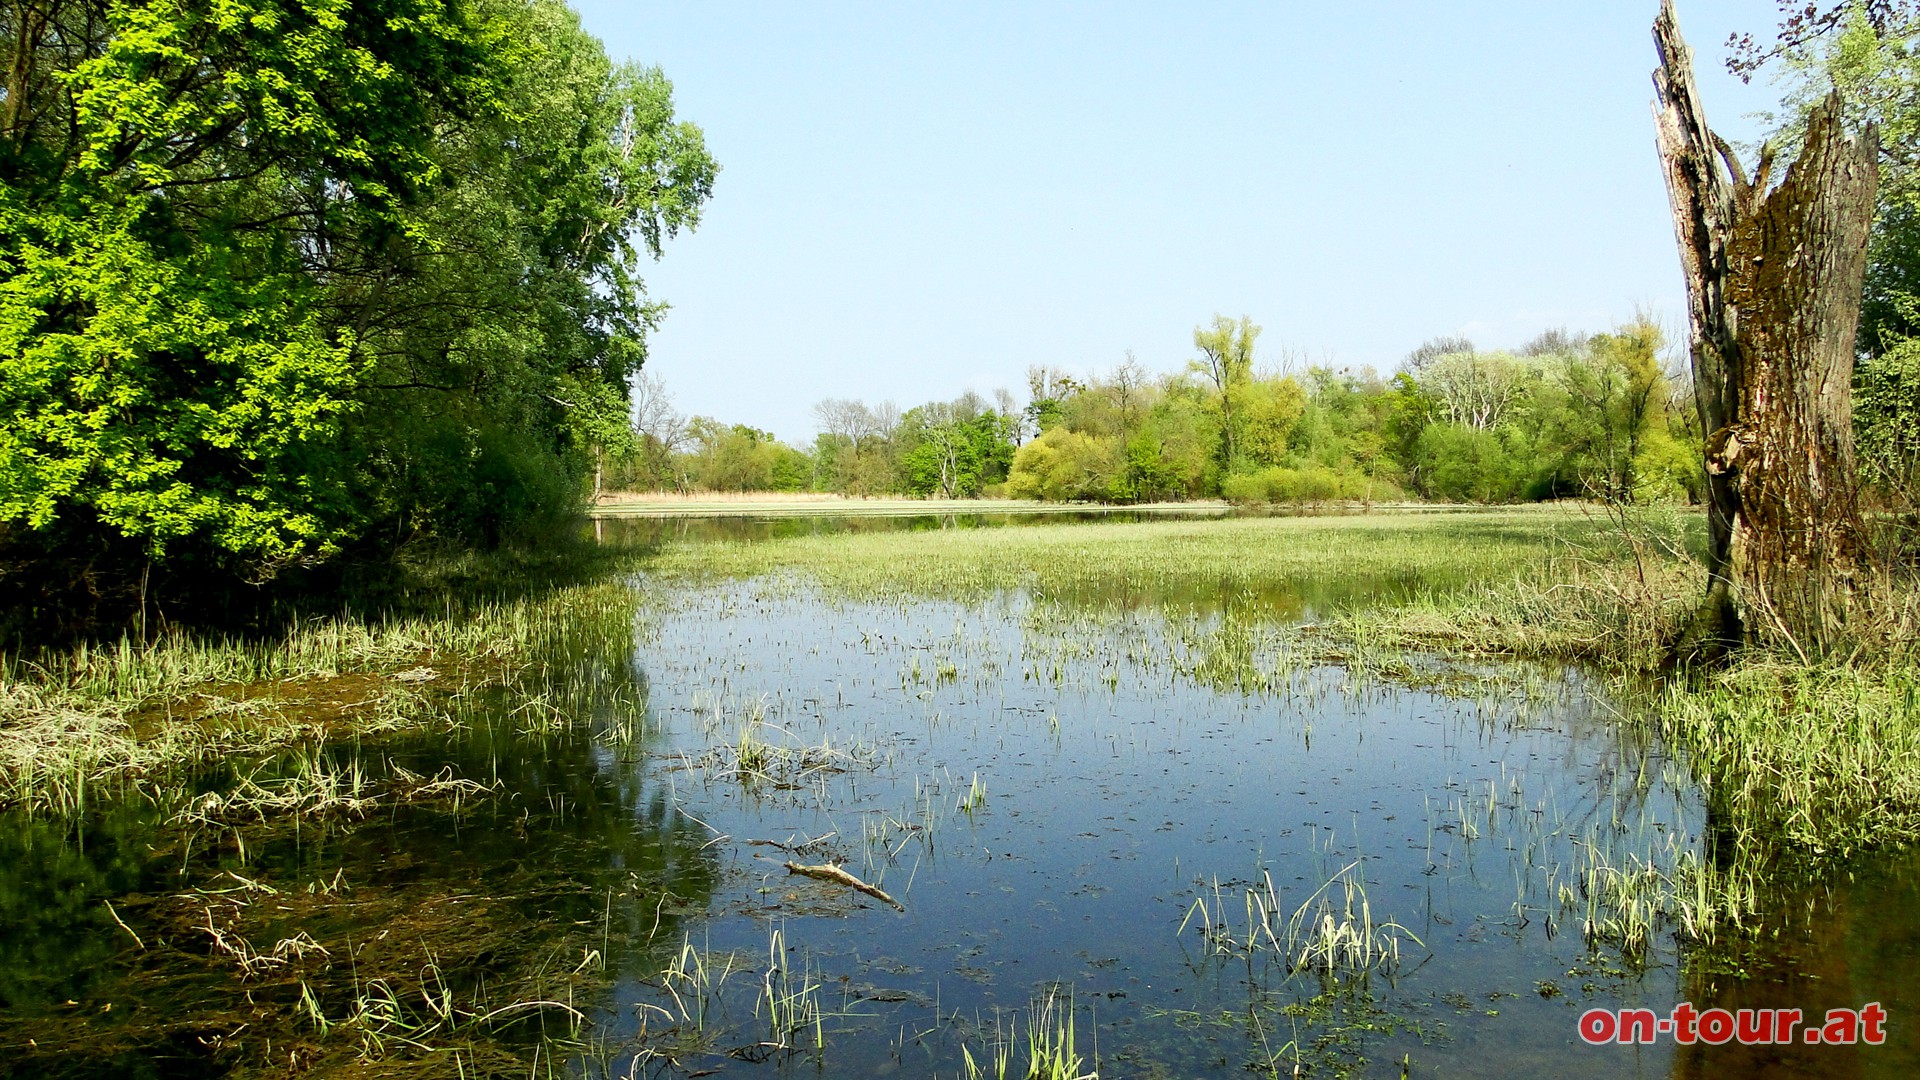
[0,579,644,814]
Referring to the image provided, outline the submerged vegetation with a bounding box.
[2,505,1917,1074]
[0,560,645,816]
[645,506,1920,877]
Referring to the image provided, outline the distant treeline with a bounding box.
[609,317,1714,507]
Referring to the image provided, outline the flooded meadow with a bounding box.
[3,511,1916,1078]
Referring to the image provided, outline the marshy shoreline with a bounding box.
[2,506,1917,1078]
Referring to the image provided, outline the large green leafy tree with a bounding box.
[1549,321,1667,502]
[1190,314,1258,469]
[341,0,713,546]
[897,406,1016,498]
[0,0,713,619]
[2,0,500,570]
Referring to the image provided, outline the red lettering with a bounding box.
[1861,1002,1887,1045]
[1579,1009,1616,1045]
[1777,1008,1803,1045]
[1823,1008,1860,1045]
[1619,1009,1658,1044]
[1672,1002,1698,1044]
[1736,1009,1773,1044]
[1699,1008,1736,1045]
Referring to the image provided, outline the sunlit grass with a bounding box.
[1181,859,1425,977]
[645,507,1620,609]
[0,579,645,814]
[959,987,1093,1080]
[1656,659,1920,855]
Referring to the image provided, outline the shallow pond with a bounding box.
[4,512,1917,1078]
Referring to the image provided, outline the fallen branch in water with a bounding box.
[746,831,835,855]
[783,861,904,911]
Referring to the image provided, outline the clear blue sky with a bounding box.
[570,1,1787,445]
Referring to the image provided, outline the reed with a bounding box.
[1182,860,1424,977]
[960,987,1094,1080]
[0,579,643,814]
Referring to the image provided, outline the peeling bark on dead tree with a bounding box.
[1653,0,1878,656]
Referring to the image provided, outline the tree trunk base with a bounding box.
[1668,577,1742,667]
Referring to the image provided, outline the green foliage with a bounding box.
[1634,426,1707,504]
[1857,332,1920,496]
[684,420,809,492]
[0,0,715,618]
[1222,465,1382,504]
[1549,319,1668,501]
[644,316,1692,513]
[1191,314,1259,467]
[1239,377,1308,467]
[1412,424,1526,503]
[1005,428,1120,501]
[2,0,496,569]
[1762,5,1920,505]
[896,403,1017,498]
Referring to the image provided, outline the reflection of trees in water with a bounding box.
[0,803,160,1018]
[1669,850,1920,1080]
[0,652,720,1077]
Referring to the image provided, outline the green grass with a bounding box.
[645,507,1622,607]
[959,987,1092,1080]
[1656,659,1920,855]
[1181,860,1425,977]
[0,575,644,814]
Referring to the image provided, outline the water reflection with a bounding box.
[0,641,720,1078]
[5,511,1918,1078]
[1670,849,1920,1080]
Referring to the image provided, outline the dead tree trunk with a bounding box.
[1652,0,1878,657]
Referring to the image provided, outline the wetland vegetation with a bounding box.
[7,0,1920,1077]
[4,506,1917,1077]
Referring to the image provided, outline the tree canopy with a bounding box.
[0,0,715,624]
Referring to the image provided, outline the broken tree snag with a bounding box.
[1653,0,1878,656]
[783,861,905,911]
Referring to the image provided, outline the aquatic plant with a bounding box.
[1182,860,1424,978]
[760,926,826,1052]
[960,987,1094,1080]
[0,578,648,815]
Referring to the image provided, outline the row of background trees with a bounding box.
[603,2,1920,520]
[606,314,1713,508]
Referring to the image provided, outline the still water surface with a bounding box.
[3,511,1915,1078]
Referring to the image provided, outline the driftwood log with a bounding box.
[783,861,904,911]
[1652,0,1879,656]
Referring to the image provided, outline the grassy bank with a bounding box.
[0,543,646,815]
[1306,515,1920,858]
[646,505,1621,601]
